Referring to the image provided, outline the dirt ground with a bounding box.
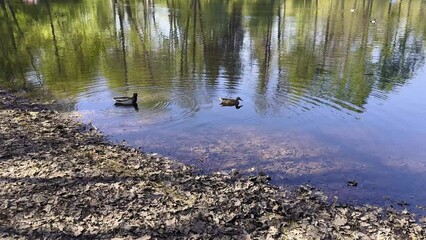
[0,89,425,239]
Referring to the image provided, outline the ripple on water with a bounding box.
[251,80,365,120]
[70,72,377,129]
[75,83,204,128]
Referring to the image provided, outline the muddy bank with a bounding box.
[0,90,425,239]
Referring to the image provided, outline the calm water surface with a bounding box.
[2,0,426,211]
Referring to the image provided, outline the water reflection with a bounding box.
[2,0,423,113]
[114,103,139,111]
[1,0,426,210]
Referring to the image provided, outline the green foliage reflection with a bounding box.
[0,0,425,113]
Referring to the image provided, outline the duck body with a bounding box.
[219,97,242,106]
[114,93,138,105]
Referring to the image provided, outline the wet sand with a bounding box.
[0,89,425,239]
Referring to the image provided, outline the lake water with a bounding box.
[1,0,426,211]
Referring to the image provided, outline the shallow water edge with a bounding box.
[0,89,425,238]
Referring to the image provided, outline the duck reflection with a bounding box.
[114,103,139,111]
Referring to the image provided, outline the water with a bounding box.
[1,0,426,212]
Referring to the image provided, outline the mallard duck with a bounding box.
[219,97,242,106]
[113,93,138,105]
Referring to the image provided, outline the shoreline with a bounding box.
[0,89,425,239]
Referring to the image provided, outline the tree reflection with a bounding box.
[44,0,61,74]
[0,0,425,114]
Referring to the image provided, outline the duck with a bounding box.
[219,97,242,106]
[370,18,377,24]
[113,93,138,105]
[350,8,355,13]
